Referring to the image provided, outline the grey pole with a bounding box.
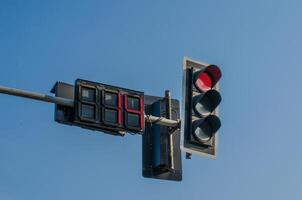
[0,85,74,107]
[0,85,180,128]
[165,90,174,169]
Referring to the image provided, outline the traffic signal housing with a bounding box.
[181,57,222,158]
[142,95,182,181]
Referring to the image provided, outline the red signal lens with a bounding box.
[195,72,212,91]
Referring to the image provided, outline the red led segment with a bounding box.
[124,95,145,130]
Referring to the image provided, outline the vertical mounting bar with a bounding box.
[165,90,174,169]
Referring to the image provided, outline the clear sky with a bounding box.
[1,0,302,199]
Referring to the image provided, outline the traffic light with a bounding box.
[181,57,222,158]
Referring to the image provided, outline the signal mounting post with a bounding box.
[0,82,183,182]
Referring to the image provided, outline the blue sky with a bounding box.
[1,0,302,199]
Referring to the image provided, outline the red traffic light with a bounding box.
[195,72,213,91]
[181,57,222,158]
[194,65,221,92]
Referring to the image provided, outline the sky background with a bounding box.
[0,0,302,199]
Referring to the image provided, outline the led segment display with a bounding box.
[75,79,144,135]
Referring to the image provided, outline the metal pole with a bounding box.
[0,85,180,128]
[165,90,172,120]
[0,85,74,107]
[165,90,174,169]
